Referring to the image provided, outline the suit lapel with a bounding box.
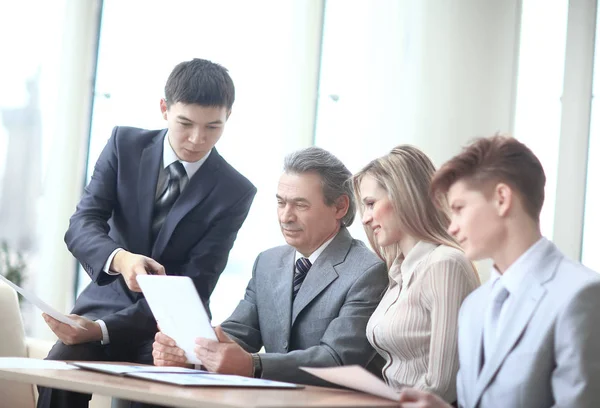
[471,288,489,383]
[138,131,165,255]
[272,247,295,346]
[291,228,351,326]
[472,243,561,406]
[152,148,222,258]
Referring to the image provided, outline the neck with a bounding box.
[299,225,341,258]
[399,234,420,258]
[492,219,542,273]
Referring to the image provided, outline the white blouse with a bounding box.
[366,241,479,403]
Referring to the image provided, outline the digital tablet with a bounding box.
[137,275,217,365]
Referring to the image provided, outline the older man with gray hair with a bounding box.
[152,146,387,385]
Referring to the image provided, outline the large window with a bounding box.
[79,0,322,324]
[0,0,72,333]
[513,0,569,239]
[582,2,600,271]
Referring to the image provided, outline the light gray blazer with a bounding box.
[220,228,388,385]
[457,241,600,408]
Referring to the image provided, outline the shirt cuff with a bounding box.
[96,319,110,345]
[103,248,123,275]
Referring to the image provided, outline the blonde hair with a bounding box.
[353,145,462,269]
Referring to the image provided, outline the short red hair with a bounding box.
[430,135,546,220]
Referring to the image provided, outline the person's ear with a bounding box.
[494,183,513,217]
[334,195,350,220]
[160,98,169,120]
[225,109,232,121]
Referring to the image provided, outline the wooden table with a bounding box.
[0,366,399,407]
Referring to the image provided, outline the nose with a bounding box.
[447,219,458,237]
[279,204,295,223]
[362,210,372,225]
[188,129,205,145]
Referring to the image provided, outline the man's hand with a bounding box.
[398,388,452,408]
[153,332,192,368]
[195,326,253,377]
[43,313,102,345]
[111,250,165,292]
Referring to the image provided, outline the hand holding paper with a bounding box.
[300,365,402,401]
[43,313,102,345]
[0,274,85,329]
[398,388,452,408]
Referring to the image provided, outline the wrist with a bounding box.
[92,321,104,342]
[111,250,128,274]
[251,353,262,378]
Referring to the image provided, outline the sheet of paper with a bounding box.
[300,365,401,401]
[0,274,85,329]
[71,362,207,375]
[137,275,217,365]
[0,357,78,370]
[128,372,303,388]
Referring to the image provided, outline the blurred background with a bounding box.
[0,0,598,341]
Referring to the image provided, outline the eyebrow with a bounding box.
[176,115,224,125]
[276,195,310,204]
[361,196,374,204]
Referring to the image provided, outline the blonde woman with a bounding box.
[353,145,479,404]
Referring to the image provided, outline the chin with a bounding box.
[464,247,483,262]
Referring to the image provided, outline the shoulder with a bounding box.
[255,244,293,262]
[423,245,477,281]
[547,258,600,310]
[112,126,162,143]
[345,238,386,272]
[110,126,164,151]
[211,150,256,194]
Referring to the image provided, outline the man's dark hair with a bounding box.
[164,58,235,110]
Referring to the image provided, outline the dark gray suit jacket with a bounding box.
[221,228,388,385]
[66,126,256,345]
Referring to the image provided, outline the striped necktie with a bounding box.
[293,257,312,300]
[152,161,187,240]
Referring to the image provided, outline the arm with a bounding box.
[414,258,476,402]
[64,126,122,284]
[259,261,387,385]
[102,187,257,344]
[553,280,600,407]
[219,255,263,353]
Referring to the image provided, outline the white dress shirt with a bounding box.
[97,132,210,344]
[294,234,336,266]
[366,241,479,403]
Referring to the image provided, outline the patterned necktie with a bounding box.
[483,280,510,362]
[292,257,312,300]
[152,161,187,240]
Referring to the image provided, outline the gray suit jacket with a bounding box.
[220,228,388,385]
[457,240,600,408]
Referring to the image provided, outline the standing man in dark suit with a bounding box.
[152,147,387,386]
[37,58,256,408]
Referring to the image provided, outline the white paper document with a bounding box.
[137,275,217,365]
[70,362,207,375]
[129,372,303,388]
[0,274,85,329]
[300,365,402,401]
[0,357,78,370]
